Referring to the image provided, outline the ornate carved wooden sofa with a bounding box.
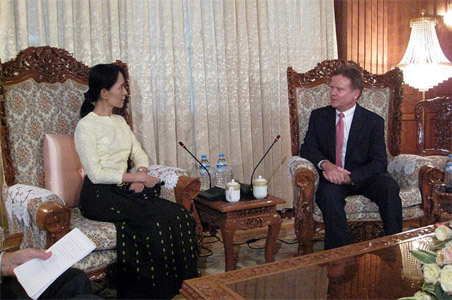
[415,96,452,221]
[287,60,436,255]
[0,46,201,280]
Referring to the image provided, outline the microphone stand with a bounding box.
[179,142,224,201]
[241,135,280,197]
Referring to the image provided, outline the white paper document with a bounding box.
[14,228,96,299]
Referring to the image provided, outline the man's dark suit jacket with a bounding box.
[300,103,388,189]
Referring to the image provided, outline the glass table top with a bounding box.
[181,225,435,299]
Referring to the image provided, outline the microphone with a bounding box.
[179,141,225,201]
[241,135,281,197]
[178,141,212,189]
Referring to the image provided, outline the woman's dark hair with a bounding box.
[80,64,127,118]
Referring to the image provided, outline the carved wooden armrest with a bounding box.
[3,184,71,249]
[288,157,318,256]
[419,164,443,224]
[288,156,318,206]
[174,175,202,249]
[36,201,72,248]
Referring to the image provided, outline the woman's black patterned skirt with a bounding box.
[79,177,198,299]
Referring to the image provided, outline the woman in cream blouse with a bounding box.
[74,64,198,299]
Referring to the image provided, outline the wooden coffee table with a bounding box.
[194,194,285,271]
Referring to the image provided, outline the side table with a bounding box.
[194,195,285,271]
[432,184,452,222]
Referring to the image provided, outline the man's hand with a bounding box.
[2,249,52,277]
[321,161,352,185]
[129,182,145,193]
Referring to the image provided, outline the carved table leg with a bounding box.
[220,220,236,272]
[265,212,281,263]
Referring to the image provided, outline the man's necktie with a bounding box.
[336,112,344,168]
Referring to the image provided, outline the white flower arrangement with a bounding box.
[401,224,452,300]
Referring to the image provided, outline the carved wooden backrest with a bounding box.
[415,96,452,156]
[0,46,129,187]
[287,60,403,157]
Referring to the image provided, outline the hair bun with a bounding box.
[84,90,95,102]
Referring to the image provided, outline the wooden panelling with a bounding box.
[336,0,389,74]
[335,0,452,154]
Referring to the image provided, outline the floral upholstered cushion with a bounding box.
[388,154,435,190]
[312,202,423,222]
[71,208,116,250]
[3,79,86,188]
[73,249,117,271]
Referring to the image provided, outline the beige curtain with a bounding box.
[0,0,336,210]
[184,0,337,208]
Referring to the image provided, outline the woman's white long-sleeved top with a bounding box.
[74,112,149,184]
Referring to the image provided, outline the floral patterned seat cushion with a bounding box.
[312,193,424,223]
[71,208,117,250]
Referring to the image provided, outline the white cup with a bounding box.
[225,179,240,203]
[253,175,268,199]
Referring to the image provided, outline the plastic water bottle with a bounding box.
[199,154,214,191]
[215,155,226,188]
[217,153,232,185]
[445,154,452,192]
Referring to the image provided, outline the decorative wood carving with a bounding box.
[195,195,284,271]
[175,175,203,251]
[415,96,452,156]
[287,60,403,157]
[349,222,384,242]
[1,46,90,85]
[419,165,444,225]
[293,167,317,256]
[36,201,71,248]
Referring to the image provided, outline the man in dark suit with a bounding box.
[299,66,402,250]
[1,248,100,299]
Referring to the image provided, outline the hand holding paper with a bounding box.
[13,228,96,299]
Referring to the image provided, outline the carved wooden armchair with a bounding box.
[0,46,201,280]
[415,96,452,221]
[287,60,435,255]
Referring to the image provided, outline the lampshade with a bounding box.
[397,13,452,92]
